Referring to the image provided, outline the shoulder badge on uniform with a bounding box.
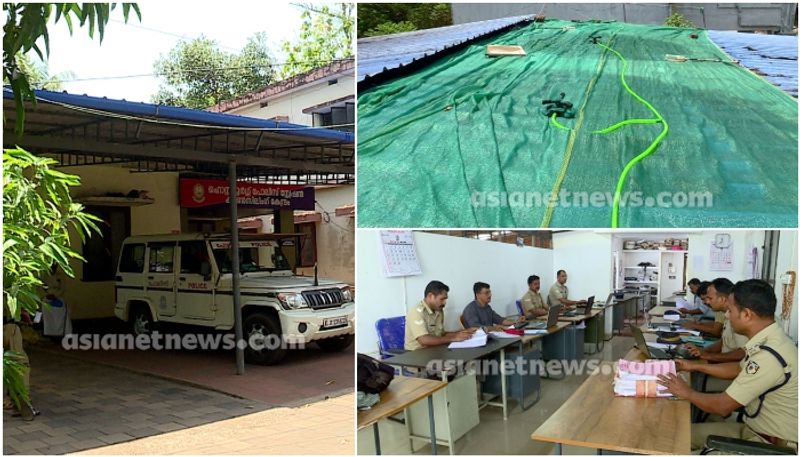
[746,360,760,375]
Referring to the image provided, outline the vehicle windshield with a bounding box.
[211,240,292,273]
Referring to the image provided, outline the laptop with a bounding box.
[631,326,672,359]
[564,296,594,317]
[526,305,563,329]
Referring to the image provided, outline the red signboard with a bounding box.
[179,178,315,210]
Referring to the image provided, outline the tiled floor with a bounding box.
[357,335,637,455]
[3,347,268,455]
[78,393,355,455]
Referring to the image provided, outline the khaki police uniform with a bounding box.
[404,300,445,351]
[692,323,797,451]
[548,282,568,307]
[722,319,749,353]
[520,290,548,316]
[703,318,749,393]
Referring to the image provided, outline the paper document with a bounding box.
[674,328,701,336]
[613,359,676,398]
[676,297,692,309]
[448,329,488,349]
[524,329,548,335]
[662,313,681,321]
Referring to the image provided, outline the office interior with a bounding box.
[356,229,798,455]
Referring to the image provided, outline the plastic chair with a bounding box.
[459,314,467,329]
[515,299,524,315]
[375,316,406,359]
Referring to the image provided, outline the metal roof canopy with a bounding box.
[2,88,355,185]
[3,87,356,375]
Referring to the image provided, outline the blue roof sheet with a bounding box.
[3,87,354,143]
[708,30,798,97]
[357,15,532,82]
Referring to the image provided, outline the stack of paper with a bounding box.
[662,313,681,322]
[448,328,488,349]
[676,297,693,309]
[524,329,548,335]
[613,359,676,398]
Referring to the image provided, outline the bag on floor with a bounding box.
[357,353,395,394]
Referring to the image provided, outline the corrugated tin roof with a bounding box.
[3,87,353,143]
[357,15,532,82]
[358,18,798,97]
[707,30,798,97]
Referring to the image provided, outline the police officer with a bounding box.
[658,279,797,451]
[547,270,585,308]
[684,278,747,365]
[404,280,475,351]
[520,275,548,318]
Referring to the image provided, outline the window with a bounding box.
[148,243,175,273]
[311,101,354,132]
[82,206,131,281]
[119,244,145,273]
[180,241,209,275]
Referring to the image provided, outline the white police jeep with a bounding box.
[113,233,354,364]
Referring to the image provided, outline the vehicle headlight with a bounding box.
[341,286,354,302]
[278,293,308,309]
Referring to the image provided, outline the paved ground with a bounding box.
[79,393,355,455]
[41,340,353,407]
[3,347,267,455]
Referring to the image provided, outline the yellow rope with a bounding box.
[540,36,615,228]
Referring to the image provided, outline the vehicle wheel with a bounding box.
[316,334,354,352]
[130,306,158,336]
[243,313,287,365]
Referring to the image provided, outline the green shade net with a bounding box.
[357,20,798,228]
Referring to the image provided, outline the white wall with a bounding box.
[687,231,766,283]
[229,74,355,126]
[356,231,553,355]
[302,185,354,284]
[552,232,614,300]
[775,230,798,342]
[553,231,615,334]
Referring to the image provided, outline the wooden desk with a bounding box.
[661,294,684,307]
[358,376,447,455]
[648,305,673,317]
[530,348,691,455]
[520,321,571,344]
[534,308,602,323]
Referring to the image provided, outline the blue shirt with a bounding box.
[695,295,715,320]
[462,300,504,328]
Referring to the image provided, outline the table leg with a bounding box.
[555,443,563,455]
[373,422,382,455]
[596,311,605,352]
[500,347,508,420]
[427,395,437,455]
